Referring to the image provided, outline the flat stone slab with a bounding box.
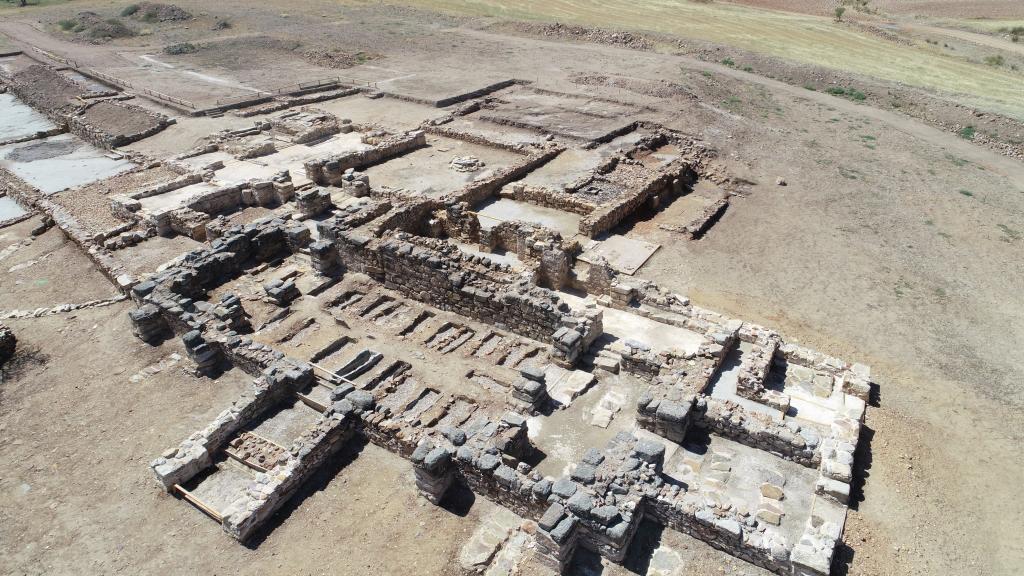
[545,366,596,407]
[579,235,660,275]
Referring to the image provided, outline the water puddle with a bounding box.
[0,133,136,194]
[0,196,28,220]
[0,93,58,142]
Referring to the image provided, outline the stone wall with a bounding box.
[69,100,173,149]
[507,183,596,216]
[578,159,695,238]
[5,65,171,149]
[304,130,427,185]
[446,145,564,208]
[319,229,598,365]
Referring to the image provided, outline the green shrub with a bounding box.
[983,55,1005,67]
[120,4,139,17]
[721,58,735,67]
[825,86,866,101]
[803,84,816,91]
[163,42,197,55]
[57,19,77,31]
[959,125,976,140]
[958,189,973,197]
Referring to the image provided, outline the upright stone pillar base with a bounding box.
[411,441,455,505]
[129,304,168,343]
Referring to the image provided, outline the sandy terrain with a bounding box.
[0,1,1022,575]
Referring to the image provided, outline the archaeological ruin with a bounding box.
[1,42,872,576]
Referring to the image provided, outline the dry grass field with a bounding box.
[384,0,1024,119]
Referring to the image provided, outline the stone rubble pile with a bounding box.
[0,323,15,364]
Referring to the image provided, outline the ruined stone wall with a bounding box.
[421,123,532,153]
[446,145,564,208]
[1,167,134,290]
[642,498,789,575]
[578,160,694,238]
[693,397,822,468]
[151,359,312,490]
[5,66,170,149]
[68,100,172,149]
[321,229,597,363]
[508,183,596,215]
[304,130,426,186]
[223,411,355,541]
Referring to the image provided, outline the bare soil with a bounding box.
[0,1,1022,575]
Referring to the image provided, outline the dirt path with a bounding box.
[0,21,136,69]
[905,23,1024,57]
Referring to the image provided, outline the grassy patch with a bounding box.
[57,18,76,31]
[838,166,862,180]
[945,153,969,167]
[826,86,867,101]
[997,224,1021,242]
[959,125,976,140]
[983,55,1005,67]
[120,4,139,17]
[721,57,735,67]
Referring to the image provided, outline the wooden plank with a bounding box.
[296,392,327,413]
[173,484,224,523]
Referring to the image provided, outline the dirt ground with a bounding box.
[722,0,1023,19]
[1,1,1023,575]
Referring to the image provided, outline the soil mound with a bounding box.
[122,2,192,22]
[59,12,136,42]
[302,49,377,69]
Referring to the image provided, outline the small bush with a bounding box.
[825,86,866,101]
[742,66,753,72]
[721,57,735,67]
[163,42,197,55]
[983,55,1005,67]
[212,18,231,30]
[803,84,816,91]
[121,4,139,17]
[959,125,976,140]
[958,189,973,197]
[57,19,77,31]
